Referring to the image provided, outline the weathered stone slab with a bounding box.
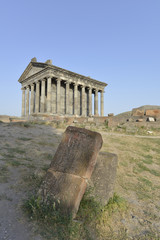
[132,108,144,116]
[146,109,160,117]
[88,152,118,205]
[39,169,87,218]
[39,126,103,217]
[50,126,103,179]
[147,117,155,122]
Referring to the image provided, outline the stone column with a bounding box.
[81,85,85,116]
[41,79,45,113]
[21,88,25,117]
[30,84,34,114]
[47,77,52,113]
[73,83,78,115]
[56,78,61,114]
[101,90,104,116]
[88,87,92,116]
[65,81,69,115]
[94,89,98,116]
[26,86,30,116]
[35,81,40,113]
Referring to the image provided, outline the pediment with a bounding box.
[18,62,47,83]
[25,66,44,78]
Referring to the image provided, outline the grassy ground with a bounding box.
[0,121,160,239]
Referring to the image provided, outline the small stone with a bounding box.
[108,113,114,117]
[136,119,143,122]
[147,131,153,134]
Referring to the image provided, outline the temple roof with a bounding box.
[18,58,107,87]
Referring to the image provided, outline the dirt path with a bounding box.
[0,122,63,240]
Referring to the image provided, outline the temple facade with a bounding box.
[18,58,107,117]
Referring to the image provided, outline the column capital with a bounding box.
[87,86,92,90]
[100,89,104,93]
[64,80,70,85]
[93,88,98,93]
[21,87,25,90]
[73,82,78,87]
[46,75,52,80]
[80,84,85,89]
[56,77,61,82]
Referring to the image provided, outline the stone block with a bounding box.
[50,126,103,179]
[147,117,155,122]
[88,117,94,122]
[39,169,87,218]
[132,108,144,116]
[146,109,160,117]
[88,152,118,205]
[45,59,52,65]
[39,126,103,217]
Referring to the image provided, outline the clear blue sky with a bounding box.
[0,0,159,116]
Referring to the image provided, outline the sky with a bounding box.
[0,0,160,116]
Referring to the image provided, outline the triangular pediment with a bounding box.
[18,61,47,83]
[25,65,44,78]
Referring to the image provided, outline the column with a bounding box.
[47,77,52,113]
[81,85,85,116]
[101,90,104,116]
[73,83,78,115]
[88,87,92,116]
[21,88,25,117]
[41,79,45,113]
[56,78,61,114]
[94,89,98,116]
[30,84,34,114]
[26,86,29,116]
[35,81,40,113]
[65,81,69,114]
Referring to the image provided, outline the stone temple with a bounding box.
[18,58,107,117]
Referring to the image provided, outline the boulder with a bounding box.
[147,117,155,122]
[88,152,118,205]
[39,126,103,218]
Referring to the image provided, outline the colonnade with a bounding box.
[21,76,104,117]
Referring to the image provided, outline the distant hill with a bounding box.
[115,105,160,118]
[132,105,160,111]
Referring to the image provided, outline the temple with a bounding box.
[18,58,107,117]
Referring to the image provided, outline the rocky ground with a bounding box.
[0,119,160,240]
